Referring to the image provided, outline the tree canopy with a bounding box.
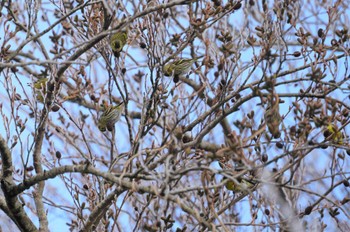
[0,0,350,231]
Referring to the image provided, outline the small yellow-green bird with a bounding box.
[33,78,48,102]
[34,78,48,89]
[98,102,125,132]
[110,30,128,57]
[163,58,199,77]
[223,177,256,193]
[324,123,343,145]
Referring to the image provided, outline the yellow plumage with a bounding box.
[98,102,125,132]
[110,30,128,57]
[34,78,48,89]
[324,123,343,145]
[33,78,48,102]
[163,58,198,77]
[223,177,256,193]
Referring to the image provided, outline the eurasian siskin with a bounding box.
[33,78,48,102]
[110,30,128,57]
[34,78,48,89]
[324,123,343,145]
[98,102,125,132]
[223,177,256,193]
[163,58,198,77]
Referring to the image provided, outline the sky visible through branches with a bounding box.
[1,0,350,231]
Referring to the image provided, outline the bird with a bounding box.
[33,78,48,89]
[324,123,343,145]
[33,78,48,102]
[98,102,125,132]
[163,57,200,77]
[110,30,128,57]
[223,176,256,193]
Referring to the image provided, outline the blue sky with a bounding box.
[1,1,350,231]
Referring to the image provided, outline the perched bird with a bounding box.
[34,78,48,89]
[223,176,256,193]
[324,123,343,145]
[163,58,199,77]
[110,30,128,57]
[264,92,281,138]
[98,102,125,132]
[33,78,48,102]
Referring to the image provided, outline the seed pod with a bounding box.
[265,93,281,138]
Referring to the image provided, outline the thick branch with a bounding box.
[0,136,37,232]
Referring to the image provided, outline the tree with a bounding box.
[0,0,350,231]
